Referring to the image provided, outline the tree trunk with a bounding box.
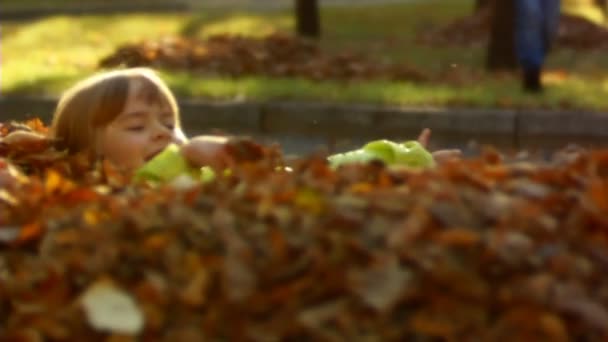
[475,0,492,11]
[596,0,608,18]
[486,0,518,71]
[295,0,321,39]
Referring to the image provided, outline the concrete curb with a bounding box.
[1,96,607,152]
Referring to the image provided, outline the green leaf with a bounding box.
[328,149,378,168]
[133,144,195,183]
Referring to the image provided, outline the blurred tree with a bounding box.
[486,0,517,70]
[596,0,608,17]
[475,0,492,11]
[295,0,320,38]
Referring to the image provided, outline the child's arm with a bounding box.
[417,128,462,164]
[180,135,235,171]
[180,129,459,171]
[137,129,461,183]
[135,135,265,183]
[133,135,233,184]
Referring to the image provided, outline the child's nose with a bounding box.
[153,122,172,140]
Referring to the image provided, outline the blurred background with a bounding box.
[1,0,608,155]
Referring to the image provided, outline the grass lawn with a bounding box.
[2,0,608,111]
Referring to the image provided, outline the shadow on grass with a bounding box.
[2,73,80,98]
[180,13,210,37]
[178,8,292,39]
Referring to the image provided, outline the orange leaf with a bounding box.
[434,228,481,247]
[588,180,608,212]
[17,222,44,245]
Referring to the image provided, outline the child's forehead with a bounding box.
[129,77,172,109]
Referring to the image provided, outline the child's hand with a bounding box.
[417,128,462,164]
[0,130,49,150]
[180,135,235,171]
[0,158,28,191]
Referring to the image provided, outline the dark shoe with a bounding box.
[523,67,543,93]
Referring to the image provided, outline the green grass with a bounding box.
[3,0,179,7]
[3,0,608,111]
[161,72,608,110]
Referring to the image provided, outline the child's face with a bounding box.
[96,80,185,171]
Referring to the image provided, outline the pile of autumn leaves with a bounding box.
[418,9,608,50]
[2,120,608,340]
[98,13,608,84]
[99,33,427,82]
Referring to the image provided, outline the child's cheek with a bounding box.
[101,133,145,170]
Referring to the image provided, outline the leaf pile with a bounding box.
[557,14,608,50]
[415,7,492,48]
[99,33,427,82]
[2,120,608,340]
[417,11,608,51]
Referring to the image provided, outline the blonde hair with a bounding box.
[50,67,180,156]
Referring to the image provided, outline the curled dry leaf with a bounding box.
[81,280,144,335]
[349,257,413,312]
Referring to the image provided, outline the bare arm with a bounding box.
[417,128,462,164]
[180,135,235,171]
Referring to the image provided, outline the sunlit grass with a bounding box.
[3,0,181,10]
[196,14,291,38]
[563,3,606,25]
[3,0,608,111]
[159,71,608,111]
[2,14,186,95]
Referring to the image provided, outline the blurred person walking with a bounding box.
[515,0,561,93]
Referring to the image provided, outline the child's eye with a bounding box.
[127,126,145,132]
[164,123,175,130]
